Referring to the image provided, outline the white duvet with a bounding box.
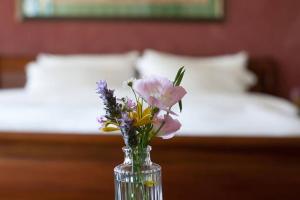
[0,89,299,136]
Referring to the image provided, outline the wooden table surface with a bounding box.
[0,133,299,200]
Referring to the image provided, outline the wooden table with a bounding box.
[0,133,299,200]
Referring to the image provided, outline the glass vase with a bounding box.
[114,146,163,200]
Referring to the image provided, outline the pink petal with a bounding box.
[133,76,186,110]
[163,86,187,108]
[155,114,181,139]
[161,132,176,140]
[147,96,158,107]
[133,79,151,100]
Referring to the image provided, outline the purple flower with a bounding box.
[96,80,108,95]
[153,114,181,139]
[126,98,136,109]
[119,113,137,147]
[97,116,107,128]
[119,113,132,125]
[96,80,121,119]
[133,76,186,112]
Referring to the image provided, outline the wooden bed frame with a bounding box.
[0,56,299,200]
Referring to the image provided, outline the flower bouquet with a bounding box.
[96,67,186,200]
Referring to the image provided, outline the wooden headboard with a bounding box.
[0,56,278,95]
[0,56,34,89]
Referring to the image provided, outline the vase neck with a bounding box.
[122,146,152,166]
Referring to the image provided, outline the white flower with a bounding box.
[122,77,136,88]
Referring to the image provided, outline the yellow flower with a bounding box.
[101,126,120,132]
[144,180,156,187]
[101,121,120,132]
[129,102,152,127]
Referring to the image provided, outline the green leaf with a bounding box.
[175,69,185,86]
[173,66,184,86]
[178,100,183,112]
[173,67,185,112]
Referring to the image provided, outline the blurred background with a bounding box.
[0,0,299,200]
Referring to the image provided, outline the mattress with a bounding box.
[0,89,299,136]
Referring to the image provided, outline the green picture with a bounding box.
[19,0,224,19]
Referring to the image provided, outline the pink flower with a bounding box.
[154,114,181,139]
[133,76,186,111]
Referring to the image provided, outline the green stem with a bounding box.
[130,87,139,104]
[132,145,148,200]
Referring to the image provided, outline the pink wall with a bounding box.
[0,0,299,98]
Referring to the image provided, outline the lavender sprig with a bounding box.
[96,80,122,120]
[97,81,137,147]
[119,113,138,147]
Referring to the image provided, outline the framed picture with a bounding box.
[18,0,224,20]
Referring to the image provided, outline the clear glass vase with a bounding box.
[114,146,163,200]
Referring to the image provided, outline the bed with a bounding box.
[0,52,299,200]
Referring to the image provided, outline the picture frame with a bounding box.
[17,0,224,20]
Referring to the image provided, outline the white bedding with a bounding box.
[0,89,299,136]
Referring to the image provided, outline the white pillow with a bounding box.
[136,49,257,93]
[25,52,139,100]
[36,51,139,68]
